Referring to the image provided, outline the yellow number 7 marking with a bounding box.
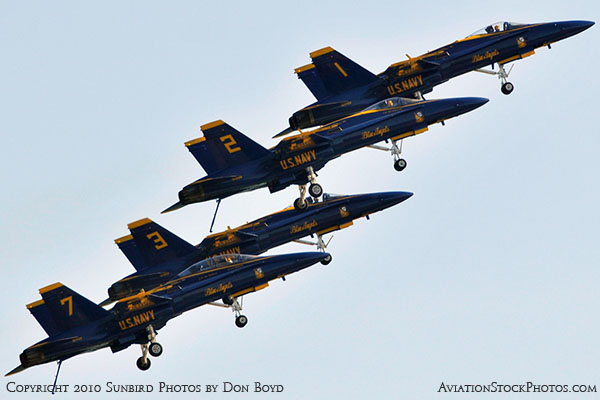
[60,296,73,316]
[220,134,241,153]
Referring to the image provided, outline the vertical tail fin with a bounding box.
[28,283,109,334]
[295,47,377,100]
[294,64,330,101]
[117,218,199,271]
[185,120,270,175]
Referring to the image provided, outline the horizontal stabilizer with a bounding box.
[185,120,270,175]
[161,201,185,214]
[273,126,295,139]
[5,365,26,377]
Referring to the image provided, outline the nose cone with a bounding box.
[555,20,595,39]
[430,97,489,122]
[453,97,489,114]
[376,191,413,210]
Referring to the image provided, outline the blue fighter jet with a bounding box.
[106,191,413,303]
[282,20,593,133]
[6,252,329,377]
[164,96,487,213]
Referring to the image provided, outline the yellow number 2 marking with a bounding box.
[60,296,73,316]
[147,231,168,250]
[220,134,241,153]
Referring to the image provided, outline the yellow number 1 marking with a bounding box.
[147,231,168,250]
[220,134,241,153]
[60,296,73,316]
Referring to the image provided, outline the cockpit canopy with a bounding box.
[467,22,526,37]
[363,97,420,111]
[178,254,257,277]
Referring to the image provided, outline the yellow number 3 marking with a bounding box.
[60,296,73,316]
[147,231,168,250]
[220,135,241,153]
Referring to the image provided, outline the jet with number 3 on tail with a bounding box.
[163,96,487,214]
[281,20,593,134]
[106,191,412,303]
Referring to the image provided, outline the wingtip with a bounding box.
[162,202,184,214]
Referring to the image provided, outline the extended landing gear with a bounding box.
[501,81,514,95]
[368,139,407,172]
[394,158,407,172]
[149,342,163,357]
[137,356,151,371]
[136,325,162,371]
[294,233,333,265]
[294,166,323,211]
[475,62,514,95]
[217,296,248,328]
[235,315,248,328]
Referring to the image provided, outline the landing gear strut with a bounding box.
[294,166,323,211]
[294,233,333,265]
[475,62,514,95]
[367,139,407,172]
[230,297,248,328]
[136,325,162,371]
[391,139,406,172]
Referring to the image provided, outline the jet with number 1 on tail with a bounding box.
[163,96,487,213]
[7,252,329,376]
[281,20,593,134]
[106,191,412,304]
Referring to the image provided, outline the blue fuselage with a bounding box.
[289,20,593,130]
[18,252,327,370]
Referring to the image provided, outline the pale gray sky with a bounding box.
[1,1,598,399]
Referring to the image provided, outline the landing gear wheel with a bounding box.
[394,159,407,172]
[321,254,332,265]
[235,315,248,328]
[222,295,234,306]
[136,357,151,371]
[501,82,514,95]
[149,342,163,357]
[294,197,308,211]
[308,183,323,198]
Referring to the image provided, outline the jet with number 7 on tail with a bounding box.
[6,251,329,376]
[281,20,593,134]
[163,96,487,213]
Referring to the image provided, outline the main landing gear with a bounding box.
[136,325,162,371]
[294,166,323,211]
[294,233,333,265]
[367,139,407,172]
[475,62,514,95]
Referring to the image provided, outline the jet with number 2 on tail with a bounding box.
[6,252,329,376]
[106,191,412,303]
[281,20,594,134]
[163,96,487,214]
